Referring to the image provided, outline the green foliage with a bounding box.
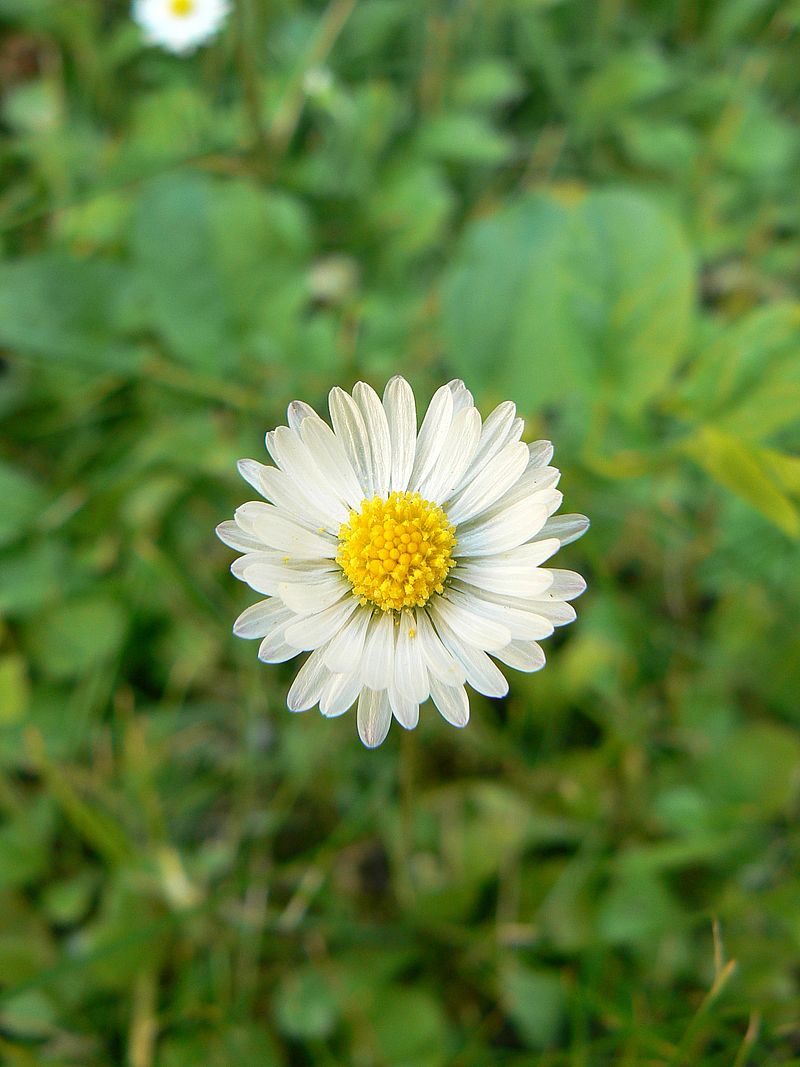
[1,0,800,1065]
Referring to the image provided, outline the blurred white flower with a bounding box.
[133,0,230,55]
[218,378,588,748]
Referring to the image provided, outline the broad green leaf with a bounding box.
[273,966,338,1040]
[0,989,58,1039]
[0,655,29,723]
[500,962,565,1049]
[598,867,679,946]
[683,425,800,538]
[701,722,800,816]
[680,303,800,440]
[370,987,450,1067]
[575,46,675,125]
[0,540,64,616]
[416,112,515,164]
[369,162,455,263]
[442,187,695,417]
[451,59,525,109]
[0,460,47,547]
[132,174,312,371]
[0,254,141,372]
[27,596,127,680]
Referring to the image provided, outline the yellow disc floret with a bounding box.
[337,491,457,612]
[170,0,195,16]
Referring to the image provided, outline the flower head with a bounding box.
[218,378,588,747]
[133,0,230,54]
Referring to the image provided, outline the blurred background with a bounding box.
[1,0,800,1063]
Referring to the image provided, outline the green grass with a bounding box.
[1,0,800,1063]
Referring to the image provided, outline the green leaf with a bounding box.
[0,798,54,891]
[442,187,695,417]
[0,654,29,724]
[0,460,47,548]
[131,174,312,371]
[27,596,127,680]
[416,112,515,165]
[0,540,64,616]
[0,989,58,1039]
[576,46,675,125]
[598,867,679,946]
[683,425,800,538]
[0,253,141,372]
[701,722,800,816]
[370,987,450,1067]
[451,59,525,109]
[680,304,800,440]
[274,966,338,1040]
[500,962,565,1049]
[369,162,455,263]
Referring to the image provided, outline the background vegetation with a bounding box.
[1,0,800,1063]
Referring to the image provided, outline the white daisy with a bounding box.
[133,0,230,55]
[218,378,589,748]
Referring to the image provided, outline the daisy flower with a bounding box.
[218,378,588,748]
[133,0,230,55]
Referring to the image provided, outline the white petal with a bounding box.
[429,677,470,727]
[287,399,319,431]
[541,569,587,601]
[319,671,361,717]
[444,441,530,525]
[235,557,337,596]
[216,520,264,552]
[267,426,349,525]
[357,688,392,747]
[431,611,509,696]
[447,581,555,641]
[323,605,373,673]
[459,538,560,569]
[477,465,561,524]
[237,458,272,499]
[329,387,374,498]
[278,572,351,614]
[533,600,577,626]
[540,488,563,517]
[493,640,546,673]
[361,610,396,690]
[237,461,334,532]
[415,608,465,686]
[287,648,330,711]
[409,385,453,491]
[235,502,338,559]
[447,379,474,413]
[231,550,282,580]
[388,682,419,729]
[428,594,511,652]
[233,597,287,639]
[454,498,549,557]
[383,376,416,493]
[394,610,430,704]
[528,440,554,468]
[284,596,359,651]
[353,381,391,499]
[258,635,299,663]
[453,559,554,599]
[452,402,524,493]
[417,406,482,503]
[496,538,563,567]
[534,513,590,546]
[299,416,364,510]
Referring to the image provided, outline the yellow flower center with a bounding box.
[169,0,195,16]
[337,491,456,612]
